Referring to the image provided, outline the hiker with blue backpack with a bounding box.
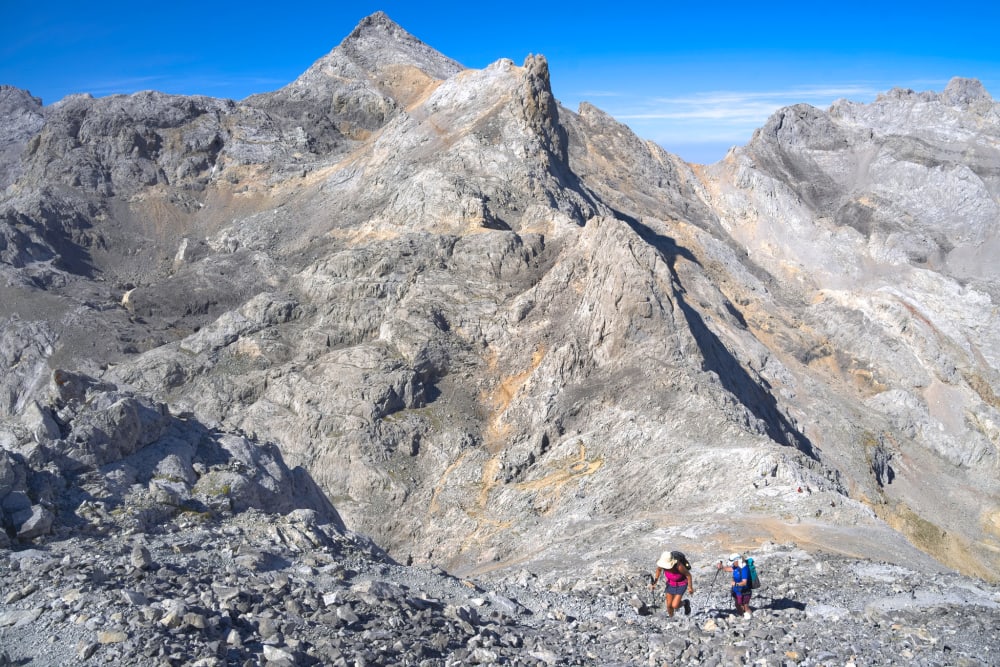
[717,552,757,617]
[649,550,694,617]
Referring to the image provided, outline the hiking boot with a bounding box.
[683,599,691,616]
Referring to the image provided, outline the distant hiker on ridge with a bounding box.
[649,550,693,616]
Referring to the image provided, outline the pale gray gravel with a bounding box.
[2,511,998,666]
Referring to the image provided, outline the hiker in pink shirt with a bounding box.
[649,550,694,617]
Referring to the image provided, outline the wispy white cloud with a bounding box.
[602,83,898,147]
[616,84,886,119]
[569,81,927,163]
[577,90,623,98]
[652,85,886,105]
[80,76,167,96]
[580,75,986,164]
[616,102,784,121]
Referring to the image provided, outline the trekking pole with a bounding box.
[710,561,723,613]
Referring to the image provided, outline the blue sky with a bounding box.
[3,1,999,164]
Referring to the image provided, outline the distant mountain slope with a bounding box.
[699,79,1000,576]
[1,13,997,582]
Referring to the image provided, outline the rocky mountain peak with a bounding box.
[280,12,462,99]
[342,10,457,71]
[239,13,464,154]
[0,84,42,115]
[941,75,994,107]
[0,85,45,189]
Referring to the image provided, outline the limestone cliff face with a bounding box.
[699,79,1000,575]
[1,13,997,579]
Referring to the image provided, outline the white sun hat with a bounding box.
[656,550,677,569]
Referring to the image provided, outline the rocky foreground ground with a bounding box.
[1,510,997,666]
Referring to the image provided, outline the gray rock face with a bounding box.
[701,77,1000,577]
[0,366,340,544]
[1,16,999,664]
[0,85,45,191]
